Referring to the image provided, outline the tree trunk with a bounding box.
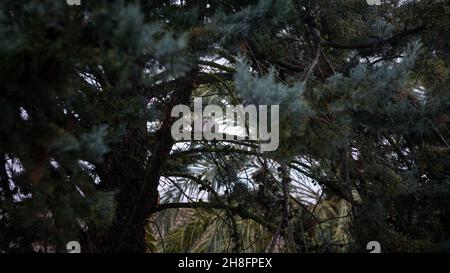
[83,70,198,253]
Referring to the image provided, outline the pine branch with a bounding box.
[321,26,426,50]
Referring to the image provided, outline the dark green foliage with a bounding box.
[0,0,449,252]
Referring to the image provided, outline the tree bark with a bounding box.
[84,69,198,252]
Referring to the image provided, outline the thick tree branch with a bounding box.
[135,69,199,223]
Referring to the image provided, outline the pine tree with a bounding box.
[0,0,449,253]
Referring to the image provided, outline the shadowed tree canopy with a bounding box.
[0,0,449,253]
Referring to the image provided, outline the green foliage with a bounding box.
[0,0,449,253]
